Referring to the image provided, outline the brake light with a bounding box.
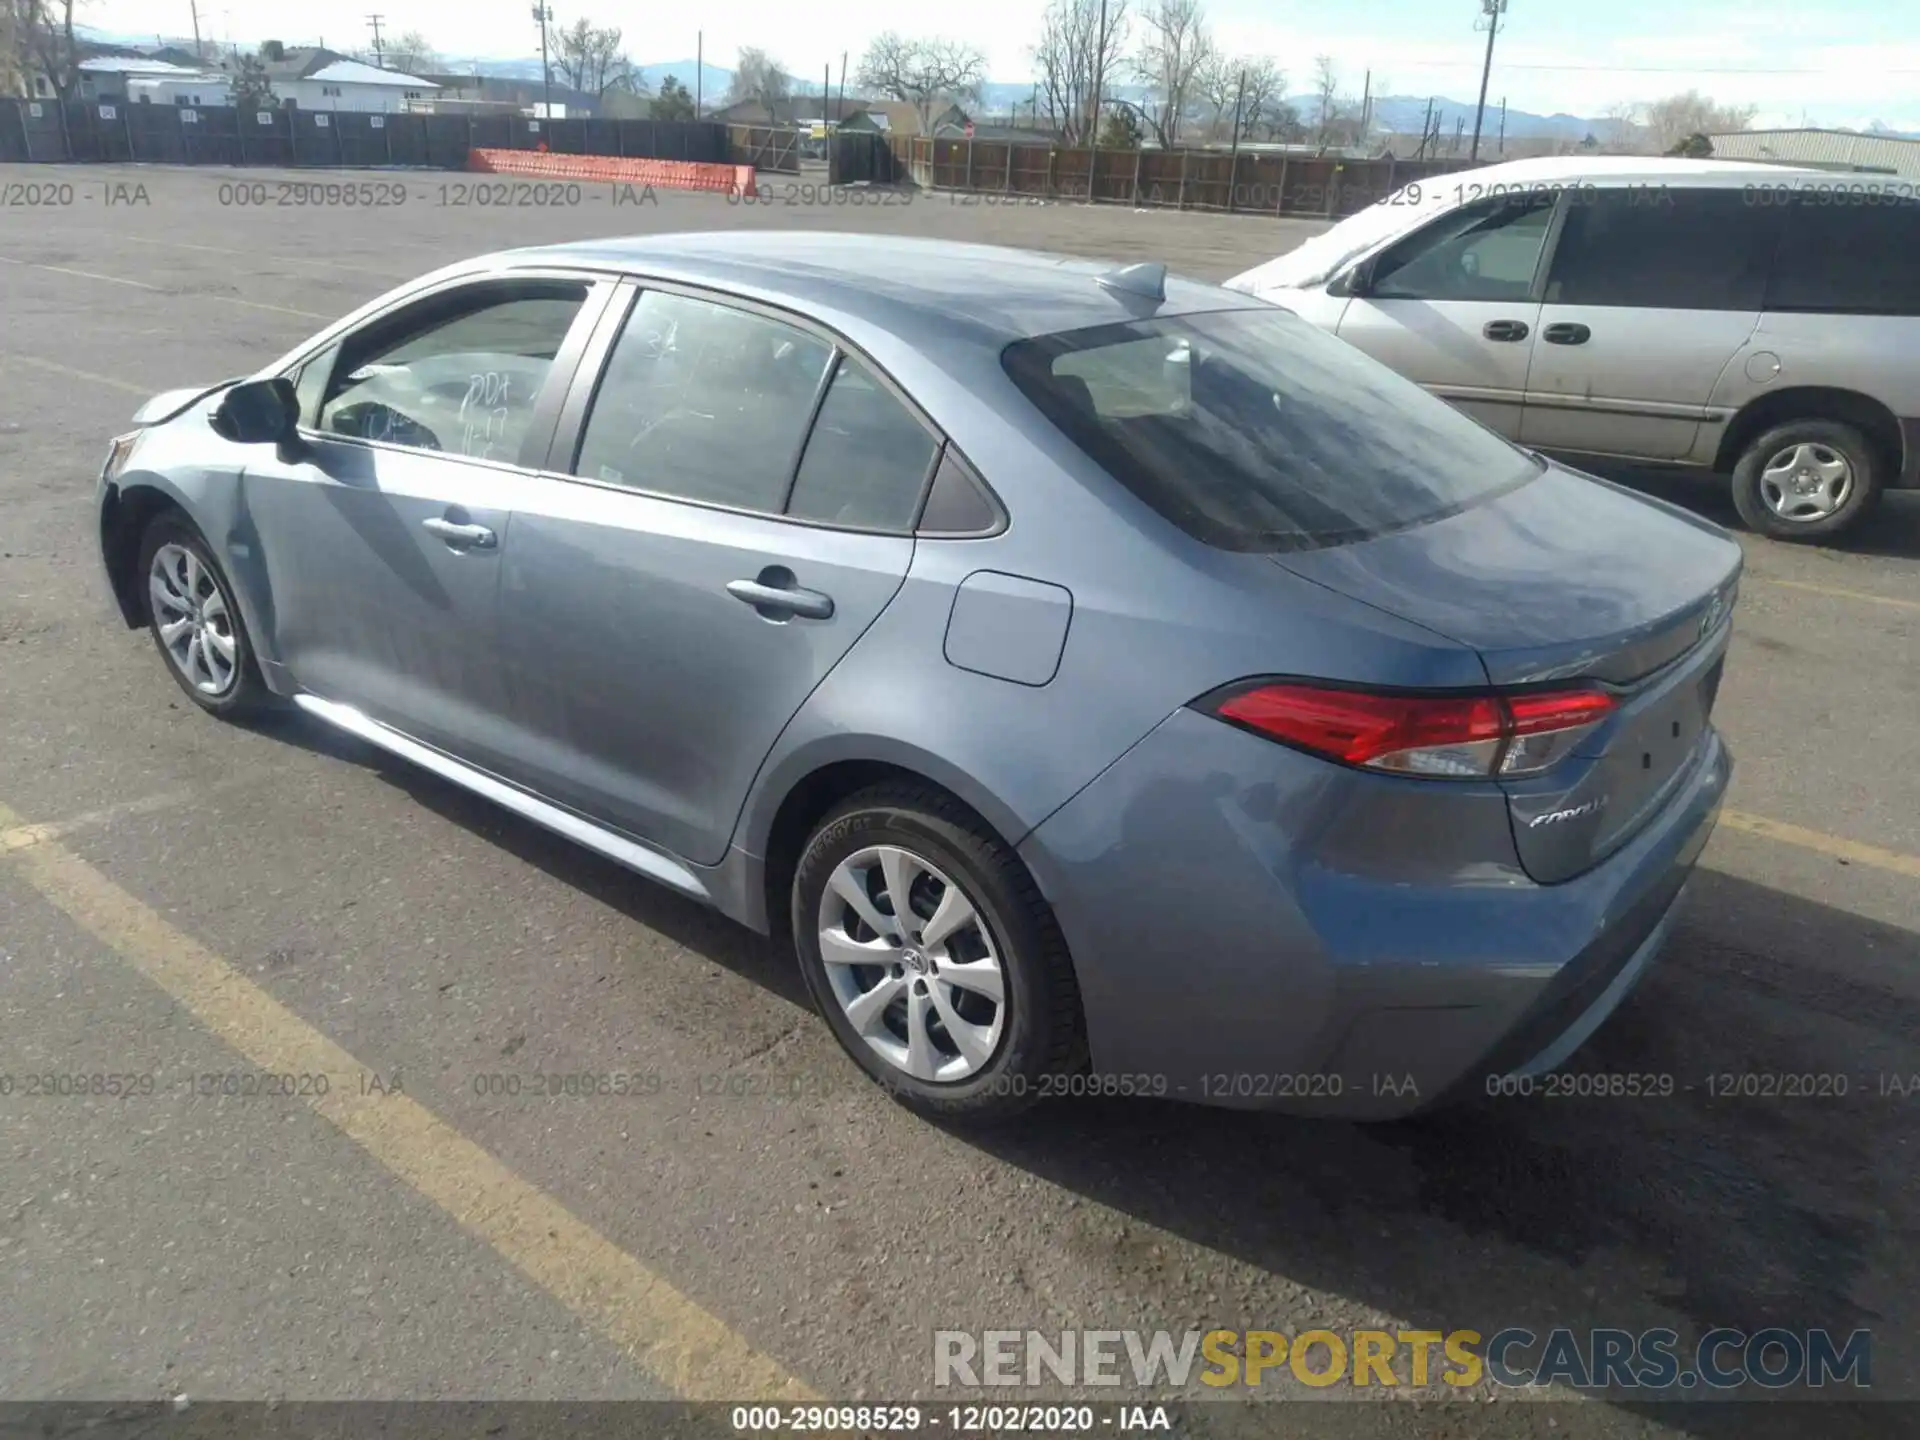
[1209,682,1615,779]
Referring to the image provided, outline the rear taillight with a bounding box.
[1208,682,1615,779]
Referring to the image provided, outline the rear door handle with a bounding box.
[422,516,497,550]
[1482,319,1530,342]
[1543,322,1592,346]
[727,572,835,621]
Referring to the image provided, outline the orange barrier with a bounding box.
[468,148,756,197]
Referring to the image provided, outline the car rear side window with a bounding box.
[1765,196,1920,316]
[573,289,833,513]
[1002,307,1542,552]
[785,357,939,530]
[1545,188,1783,310]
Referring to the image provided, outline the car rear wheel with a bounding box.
[791,784,1085,1121]
[1731,419,1882,541]
[139,512,270,717]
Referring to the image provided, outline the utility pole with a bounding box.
[695,31,702,114]
[1418,96,1434,159]
[837,51,846,123]
[531,5,552,119]
[189,0,204,59]
[1469,0,1507,163]
[365,13,385,67]
[1359,69,1372,147]
[1498,96,1507,154]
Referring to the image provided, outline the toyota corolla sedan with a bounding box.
[96,232,1738,1120]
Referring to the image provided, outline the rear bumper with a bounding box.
[1018,708,1729,1118]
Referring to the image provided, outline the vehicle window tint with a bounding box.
[1369,198,1553,302]
[785,359,938,529]
[1546,189,1783,310]
[1766,196,1920,316]
[1002,307,1542,552]
[574,290,833,512]
[317,289,585,460]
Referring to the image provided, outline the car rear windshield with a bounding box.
[1001,306,1542,552]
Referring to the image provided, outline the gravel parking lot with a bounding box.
[2,164,1918,1439]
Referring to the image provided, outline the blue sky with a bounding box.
[89,0,1920,128]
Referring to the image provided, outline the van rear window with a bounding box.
[1001,307,1542,552]
[1766,195,1920,316]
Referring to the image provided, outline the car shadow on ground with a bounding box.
[1574,460,1920,561]
[250,713,1918,1440]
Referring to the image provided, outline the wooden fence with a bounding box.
[882,135,1480,219]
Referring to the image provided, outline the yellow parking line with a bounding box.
[0,254,160,289]
[0,796,815,1403]
[0,775,280,855]
[0,352,151,396]
[113,234,411,280]
[0,254,329,320]
[1752,577,1920,613]
[1720,808,1920,880]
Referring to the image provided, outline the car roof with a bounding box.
[487,231,1267,350]
[1436,155,1835,189]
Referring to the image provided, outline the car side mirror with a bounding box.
[1344,257,1377,297]
[212,377,301,451]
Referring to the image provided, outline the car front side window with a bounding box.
[1368,197,1555,303]
[315,284,588,462]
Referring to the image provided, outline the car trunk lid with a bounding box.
[1272,464,1742,882]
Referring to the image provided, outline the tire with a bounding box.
[137,511,271,718]
[791,783,1086,1122]
[1730,419,1883,541]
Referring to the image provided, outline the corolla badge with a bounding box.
[1527,796,1609,828]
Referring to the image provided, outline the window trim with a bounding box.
[278,268,616,476]
[546,274,979,537]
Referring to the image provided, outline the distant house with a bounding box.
[418,72,607,119]
[839,100,971,138]
[252,45,438,112]
[73,52,230,107]
[709,94,871,127]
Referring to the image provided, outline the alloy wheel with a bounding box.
[148,543,239,697]
[1759,442,1853,523]
[816,844,1007,1083]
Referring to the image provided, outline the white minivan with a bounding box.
[1226,157,1920,540]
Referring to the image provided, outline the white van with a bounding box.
[1226,156,1920,540]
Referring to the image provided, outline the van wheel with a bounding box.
[1731,419,1882,541]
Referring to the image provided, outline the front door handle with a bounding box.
[422,516,497,550]
[727,569,835,621]
[1543,322,1592,346]
[1482,319,1530,343]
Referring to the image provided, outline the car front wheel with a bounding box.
[139,511,270,717]
[1731,419,1883,541]
[791,784,1085,1121]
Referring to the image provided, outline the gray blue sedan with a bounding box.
[95,232,1738,1119]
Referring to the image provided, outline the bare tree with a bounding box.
[1637,90,1758,152]
[554,18,638,96]
[1032,0,1130,144]
[857,33,986,130]
[383,28,438,75]
[1195,49,1234,141]
[1238,58,1285,141]
[727,46,790,108]
[1131,0,1210,146]
[1311,55,1342,149]
[12,0,82,103]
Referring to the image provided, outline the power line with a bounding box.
[1390,59,1920,75]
